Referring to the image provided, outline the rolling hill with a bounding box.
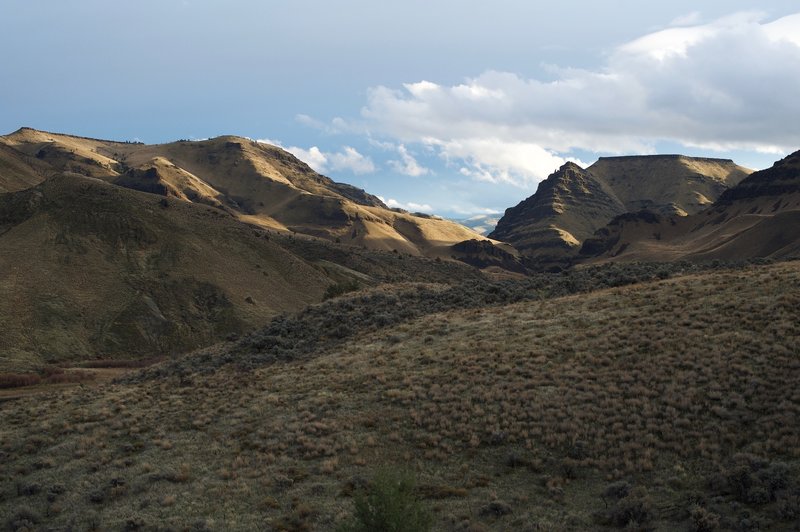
[0,171,483,373]
[1,260,798,530]
[0,128,484,257]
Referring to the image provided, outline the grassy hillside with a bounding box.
[0,173,331,372]
[0,172,486,374]
[588,155,751,215]
[2,260,798,530]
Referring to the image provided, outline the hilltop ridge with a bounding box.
[0,128,484,257]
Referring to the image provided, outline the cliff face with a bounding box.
[491,156,753,264]
[716,150,800,204]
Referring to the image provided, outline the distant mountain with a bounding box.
[457,214,501,235]
[490,155,752,266]
[489,162,627,264]
[581,150,800,262]
[0,128,483,257]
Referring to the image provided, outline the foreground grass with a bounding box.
[1,262,799,530]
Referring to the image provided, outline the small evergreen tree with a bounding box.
[337,467,432,532]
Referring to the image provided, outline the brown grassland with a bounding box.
[1,261,799,530]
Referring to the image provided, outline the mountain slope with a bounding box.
[0,173,333,371]
[490,162,626,263]
[581,150,800,262]
[0,142,51,192]
[0,128,483,256]
[588,155,750,215]
[490,156,752,265]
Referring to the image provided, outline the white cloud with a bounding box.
[327,146,376,174]
[436,138,586,186]
[295,114,351,135]
[256,139,375,175]
[358,11,800,187]
[388,144,429,176]
[377,196,434,213]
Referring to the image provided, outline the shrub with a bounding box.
[323,280,360,301]
[690,505,720,531]
[337,467,432,532]
[597,485,654,528]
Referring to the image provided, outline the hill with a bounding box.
[0,173,329,371]
[0,172,482,373]
[582,150,800,262]
[1,260,798,530]
[0,128,483,257]
[490,156,751,266]
[588,155,749,215]
[0,143,50,193]
[490,162,626,265]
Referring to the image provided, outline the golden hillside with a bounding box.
[588,155,751,215]
[0,128,484,256]
[1,261,798,530]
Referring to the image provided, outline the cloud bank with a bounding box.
[358,12,800,186]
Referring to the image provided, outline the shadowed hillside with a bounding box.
[0,174,329,371]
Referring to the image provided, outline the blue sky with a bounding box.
[2,1,800,217]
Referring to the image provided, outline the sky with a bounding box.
[2,1,800,218]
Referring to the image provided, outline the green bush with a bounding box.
[323,280,360,300]
[337,468,432,532]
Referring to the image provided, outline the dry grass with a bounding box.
[1,261,799,530]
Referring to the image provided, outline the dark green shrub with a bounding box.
[323,280,360,300]
[337,468,432,532]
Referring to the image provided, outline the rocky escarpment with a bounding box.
[489,162,626,264]
[716,150,800,204]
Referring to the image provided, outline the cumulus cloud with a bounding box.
[377,196,434,213]
[257,139,375,175]
[326,146,376,174]
[388,144,430,176]
[358,11,800,186]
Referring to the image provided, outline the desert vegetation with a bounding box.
[1,260,799,530]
